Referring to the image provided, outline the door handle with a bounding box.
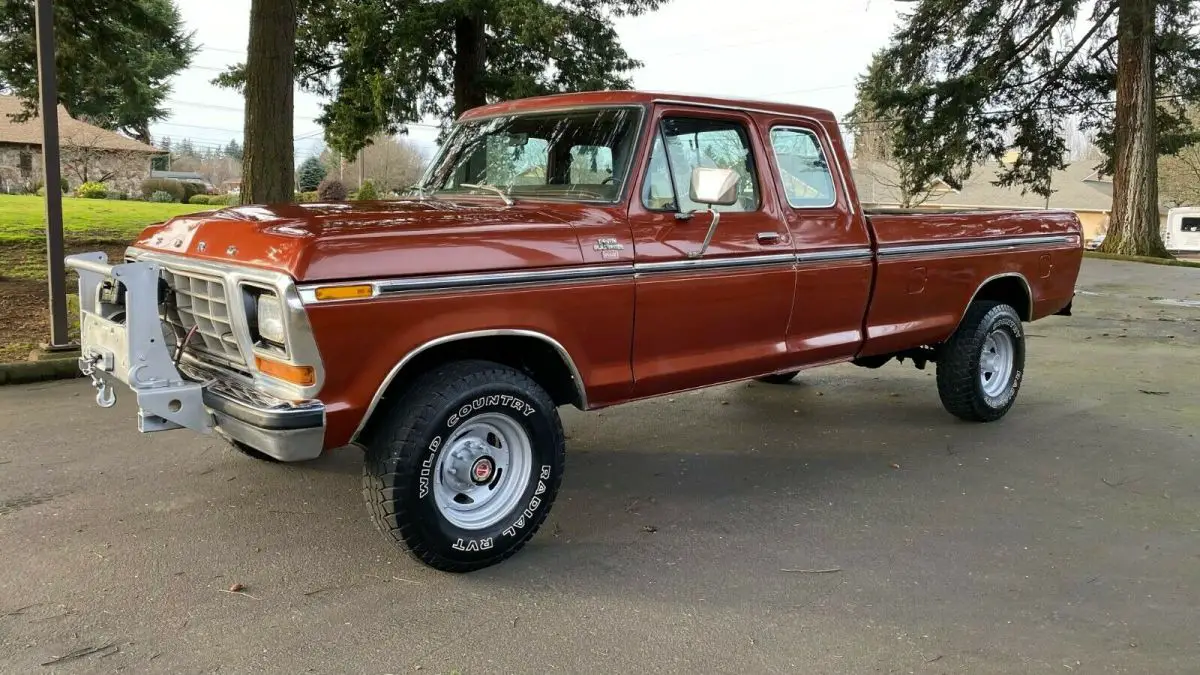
[756,232,782,244]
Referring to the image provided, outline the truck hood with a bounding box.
[131,199,586,282]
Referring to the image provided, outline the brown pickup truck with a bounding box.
[67,90,1082,572]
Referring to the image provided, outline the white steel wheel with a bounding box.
[979,329,1016,400]
[432,412,533,531]
[936,301,1026,423]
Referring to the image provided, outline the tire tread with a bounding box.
[360,360,564,572]
[936,301,1022,423]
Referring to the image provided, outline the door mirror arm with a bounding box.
[687,208,720,259]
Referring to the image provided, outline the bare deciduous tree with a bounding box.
[325,135,428,194]
[59,126,155,193]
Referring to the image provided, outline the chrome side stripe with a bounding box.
[635,252,795,275]
[376,264,634,294]
[796,247,873,264]
[297,235,1071,304]
[877,234,1075,258]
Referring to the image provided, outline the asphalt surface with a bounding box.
[1,258,1198,674]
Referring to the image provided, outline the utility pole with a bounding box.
[358,148,365,189]
[35,0,71,349]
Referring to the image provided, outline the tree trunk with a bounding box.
[453,10,487,118]
[1102,0,1169,257]
[241,0,297,205]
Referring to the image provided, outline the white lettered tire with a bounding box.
[936,301,1025,422]
[361,360,565,572]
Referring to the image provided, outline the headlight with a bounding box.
[255,292,286,347]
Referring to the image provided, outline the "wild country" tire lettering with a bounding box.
[447,395,536,428]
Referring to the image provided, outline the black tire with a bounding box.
[754,371,799,385]
[228,440,280,463]
[360,360,566,573]
[936,301,1025,422]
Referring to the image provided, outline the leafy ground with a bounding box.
[0,195,209,362]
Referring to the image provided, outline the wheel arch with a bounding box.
[352,330,587,442]
[960,273,1033,325]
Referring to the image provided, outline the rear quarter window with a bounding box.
[770,127,836,208]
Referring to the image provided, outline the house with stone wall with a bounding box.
[0,95,161,195]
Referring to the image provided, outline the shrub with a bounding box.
[355,180,379,201]
[294,191,319,203]
[150,190,176,203]
[34,179,69,197]
[188,194,212,205]
[77,181,108,199]
[105,191,129,200]
[180,180,207,203]
[206,193,238,206]
[317,178,347,202]
[140,177,185,202]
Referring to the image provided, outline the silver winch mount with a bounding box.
[65,252,213,435]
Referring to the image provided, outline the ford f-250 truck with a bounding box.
[66,91,1082,572]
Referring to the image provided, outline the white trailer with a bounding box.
[1164,207,1200,254]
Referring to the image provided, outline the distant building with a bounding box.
[0,95,161,194]
[850,154,1131,243]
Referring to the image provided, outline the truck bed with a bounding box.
[857,209,1083,357]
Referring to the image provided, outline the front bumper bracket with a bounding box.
[65,252,212,434]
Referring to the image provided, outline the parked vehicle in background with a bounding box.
[65,91,1083,572]
[1164,207,1200,255]
[1087,232,1106,250]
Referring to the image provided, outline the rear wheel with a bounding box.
[754,371,799,385]
[936,301,1025,422]
[361,360,565,572]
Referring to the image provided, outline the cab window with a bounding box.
[770,127,836,208]
[642,117,760,213]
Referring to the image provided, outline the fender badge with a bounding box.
[197,241,207,252]
[226,245,238,256]
[593,237,624,251]
[593,237,624,260]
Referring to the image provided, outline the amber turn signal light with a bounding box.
[314,284,373,301]
[256,356,316,386]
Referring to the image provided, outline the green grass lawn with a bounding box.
[0,194,209,245]
[0,194,211,281]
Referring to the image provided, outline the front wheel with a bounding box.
[360,360,565,572]
[936,301,1025,422]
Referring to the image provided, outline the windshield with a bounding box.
[417,106,643,203]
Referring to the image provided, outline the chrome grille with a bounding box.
[160,268,246,367]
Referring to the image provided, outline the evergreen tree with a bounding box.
[297,155,327,191]
[858,0,1200,257]
[0,0,195,143]
[225,139,244,161]
[216,0,666,158]
[240,0,296,204]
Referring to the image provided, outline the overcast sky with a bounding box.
[153,0,905,160]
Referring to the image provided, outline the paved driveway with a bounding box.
[1,258,1198,674]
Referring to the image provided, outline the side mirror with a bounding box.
[689,167,740,207]
[684,167,740,259]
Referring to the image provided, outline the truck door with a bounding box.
[627,107,796,395]
[762,121,874,365]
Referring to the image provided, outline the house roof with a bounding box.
[851,159,1113,212]
[0,96,161,154]
[151,170,209,182]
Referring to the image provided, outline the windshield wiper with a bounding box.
[406,184,435,200]
[460,183,514,207]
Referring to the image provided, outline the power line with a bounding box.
[197,44,244,55]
